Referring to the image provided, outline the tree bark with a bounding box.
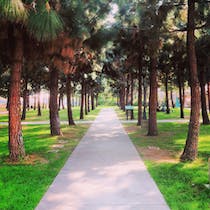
[120,86,125,111]
[170,89,175,108]
[84,84,88,115]
[88,92,90,112]
[180,0,200,161]
[91,89,95,110]
[137,60,142,125]
[33,95,36,110]
[58,93,62,111]
[21,77,28,120]
[130,73,134,120]
[49,67,61,136]
[37,88,41,116]
[66,74,75,125]
[8,27,25,161]
[143,80,147,120]
[148,55,158,136]
[80,80,84,119]
[200,68,209,124]
[126,74,130,105]
[178,67,184,118]
[165,73,170,114]
[208,81,210,113]
[182,85,185,107]
[6,95,9,111]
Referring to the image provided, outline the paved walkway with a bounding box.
[36,108,170,210]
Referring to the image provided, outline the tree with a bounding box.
[196,36,210,124]
[66,74,75,125]
[0,0,63,161]
[180,0,201,161]
[159,43,174,114]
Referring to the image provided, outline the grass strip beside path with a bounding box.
[115,107,191,121]
[0,124,89,210]
[124,122,210,210]
[0,106,101,122]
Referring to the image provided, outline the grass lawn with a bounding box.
[0,106,101,122]
[0,123,90,210]
[124,122,210,210]
[115,106,191,121]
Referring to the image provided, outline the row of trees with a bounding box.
[0,0,112,161]
[105,0,210,161]
[0,0,209,162]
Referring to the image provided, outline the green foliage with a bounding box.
[0,0,28,23]
[84,28,117,51]
[27,9,63,41]
[61,0,89,39]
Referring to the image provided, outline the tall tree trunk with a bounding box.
[180,0,200,161]
[120,86,125,111]
[148,55,158,136]
[26,92,30,111]
[58,93,62,111]
[178,68,184,118]
[49,67,61,136]
[182,85,185,108]
[137,60,142,125]
[6,94,9,111]
[200,69,209,124]
[130,73,134,120]
[37,89,41,116]
[126,74,130,105]
[21,77,28,120]
[165,73,170,114]
[33,95,36,110]
[170,89,175,108]
[62,96,65,109]
[207,81,210,113]
[8,27,25,161]
[84,84,88,115]
[143,80,147,120]
[66,74,75,125]
[91,89,95,110]
[80,80,84,120]
[88,92,90,112]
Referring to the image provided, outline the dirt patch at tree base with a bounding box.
[124,126,141,133]
[136,146,179,163]
[6,154,48,165]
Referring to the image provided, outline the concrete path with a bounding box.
[36,108,170,210]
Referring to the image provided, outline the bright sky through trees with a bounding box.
[104,3,119,26]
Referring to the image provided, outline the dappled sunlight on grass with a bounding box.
[125,122,210,210]
[0,106,102,122]
[0,123,89,210]
[115,106,192,120]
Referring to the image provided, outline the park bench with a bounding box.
[125,105,134,120]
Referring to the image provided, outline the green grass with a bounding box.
[0,106,101,122]
[156,108,191,120]
[115,106,191,120]
[125,122,210,210]
[0,124,89,210]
